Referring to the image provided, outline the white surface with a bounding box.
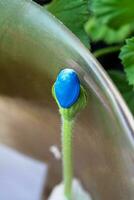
[0,145,48,200]
[48,178,92,200]
[49,145,61,160]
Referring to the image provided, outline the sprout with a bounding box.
[52,68,87,200]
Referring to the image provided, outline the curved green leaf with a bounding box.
[45,0,90,47]
[85,17,131,44]
[91,0,134,29]
[120,37,134,86]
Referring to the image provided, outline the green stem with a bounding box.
[93,45,121,58]
[62,117,74,200]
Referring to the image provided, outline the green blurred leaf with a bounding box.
[120,37,134,86]
[45,0,90,47]
[91,0,134,29]
[109,70,134,114]
[85,17,131,44]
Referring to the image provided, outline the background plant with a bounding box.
[34,0,134,115]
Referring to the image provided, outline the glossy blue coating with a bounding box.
[54,68,80,108]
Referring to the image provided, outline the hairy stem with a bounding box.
[62,117,74,200]
[93,45,121,58]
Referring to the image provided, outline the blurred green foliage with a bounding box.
[45,0,90,47]
[45,0,134,114]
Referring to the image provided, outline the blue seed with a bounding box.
[54,68,80,108]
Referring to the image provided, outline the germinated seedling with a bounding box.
[52,68,87,200]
